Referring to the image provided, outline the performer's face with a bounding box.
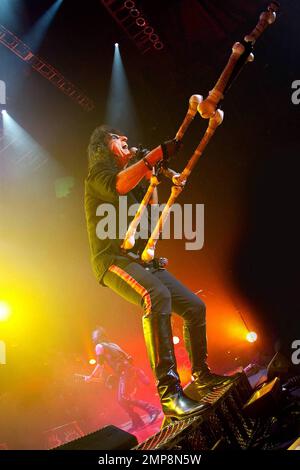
[107,133,131,167]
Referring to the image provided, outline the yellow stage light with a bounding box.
[246,331,258,343]
[89,358,96,365]
[0,301,11,321]
[173,336,180,345]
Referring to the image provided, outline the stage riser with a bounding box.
[135,373,255,450]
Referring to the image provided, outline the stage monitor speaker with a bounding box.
[288,437,300,450]
[54,425,138,450]
[243,377,281,418]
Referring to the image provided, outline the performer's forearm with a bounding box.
[90,364,102,378]
[116,146,163,195]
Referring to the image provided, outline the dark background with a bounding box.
[0,0,299,448]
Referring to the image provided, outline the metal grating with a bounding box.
[134,373,255,450]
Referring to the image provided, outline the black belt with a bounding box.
[122,250,168,269]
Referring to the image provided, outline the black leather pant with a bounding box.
[103,261,207,375]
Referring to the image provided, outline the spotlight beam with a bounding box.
[105,43,138,138]
[23,0,64,53]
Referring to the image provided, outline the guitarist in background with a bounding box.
[85,326,161,430]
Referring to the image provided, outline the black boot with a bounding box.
[184,321,240,390]
[142,312,210,419]
[192,366,240,389]
[128,412,145,431]
[130,400,161,424]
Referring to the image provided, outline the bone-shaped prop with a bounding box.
[175,94,203,141]
[121,174,160,250]
[198,2,279,119]
[141,110,224,263]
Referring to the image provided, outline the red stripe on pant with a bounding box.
[108,264,152,316]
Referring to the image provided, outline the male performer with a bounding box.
[85,326,160,430]
[85,125,234,421]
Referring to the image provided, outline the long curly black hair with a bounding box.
[87,124,123,171]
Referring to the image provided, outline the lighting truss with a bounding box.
[0,24,94,112]
[100,0,164,54]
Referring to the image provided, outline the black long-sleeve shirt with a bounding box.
[84,158,148,284]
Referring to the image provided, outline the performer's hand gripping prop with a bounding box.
[122,2,280,262]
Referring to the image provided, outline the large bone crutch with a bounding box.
[175,94,203,141]
[141,109,224,262]
[140,2,279,263]
[198,1,279,119]
[121,94,202,251]
[121,173,159,250]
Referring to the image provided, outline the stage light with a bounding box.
[154,41,164,50]
[173,336,180,345]
[0,301,11,321]
[124,0,135,9]
[136,17,146,27]
[144,26,154,35]
[129,8,140,18]
[89,358,96,365]
[0,79,6,111]
[246,331,258,343]
[115,43,119,47]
